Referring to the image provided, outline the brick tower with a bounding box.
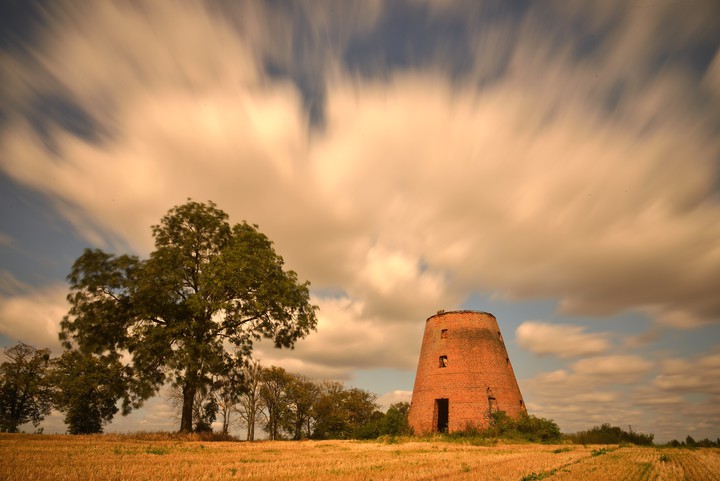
[408,310,526,434]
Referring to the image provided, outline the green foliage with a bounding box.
[213,359,246,436]
[591,447,612,456]
[251,366,381,441]
[281,374,318,440]
[664,436,720,448]
[61,200,318,432]
[311,381,379,440]
[49,350,128,434]
[446,411,562,443]
[194,397,219,433]
[0,342,52,432]
[520,469,557,481]
[516,412,563,442]
[259,366,292,440]
[378,402,412,437]
[145,446,170,455]
[567,423,654,445]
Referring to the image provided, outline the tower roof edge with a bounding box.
[426,310,496,322]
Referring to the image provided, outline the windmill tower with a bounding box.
[408,310,526,434]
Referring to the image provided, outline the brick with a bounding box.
[408,310,526,434]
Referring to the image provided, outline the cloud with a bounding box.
[0,233,13,247]
[0,277,67,351]
[516,321,611,358]
[1,0,719,334]
[520,349,720,441]
[571,355,653,381]
[377,390,412,410]
[704,48,720,98]
[522,354,655,400]
[653,352,720,395]
[0,271,29,296]
[256,295,427,380]
[521,353,651,430]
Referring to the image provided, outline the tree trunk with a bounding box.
[221,408,230,435]
[247,408,255,441]
[180,381,196,433]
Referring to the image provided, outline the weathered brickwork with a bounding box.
[408,310,526,434]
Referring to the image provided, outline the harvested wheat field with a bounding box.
[1,434,718,481]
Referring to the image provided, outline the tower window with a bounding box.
[440,329,448,339]
[439,355,448,368]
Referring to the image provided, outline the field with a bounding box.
[1,434,719,481]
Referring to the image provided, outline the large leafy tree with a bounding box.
[0,342,52,433]
[50,350,128,434]
[61,200,317,432]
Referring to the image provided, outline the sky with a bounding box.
[1,0,719,442]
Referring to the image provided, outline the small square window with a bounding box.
[440,329,448,339]
[439,355,448,368]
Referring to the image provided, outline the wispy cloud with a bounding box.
[0,279,67,351]
[516,321,612,358]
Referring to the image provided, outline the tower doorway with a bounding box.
[435,398,449,432]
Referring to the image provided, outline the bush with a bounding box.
[567,423,654,445]
[516,413,562,443]
[442,411,562,444]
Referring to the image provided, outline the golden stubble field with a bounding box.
[1,434,718,481]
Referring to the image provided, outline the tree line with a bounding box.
[0,341,409,439]
[664,436,720,448]
[166,360,411,440]
[4,340,715,445]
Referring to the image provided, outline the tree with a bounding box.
[194,395,219,433]
[282,373,319,440]
[214,358,245,436]
[61,200,318,432]
[50,350,128,434]
[0,342,52,433]
[166,382,217,432]
[235,359,264,440]
[345,387,379,436]
[259,366,292,440]
[311,381,347,439]
[311,382,379,439]
[379,402,411,436]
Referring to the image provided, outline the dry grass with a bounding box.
[1,434,718,481]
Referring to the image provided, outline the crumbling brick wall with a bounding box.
[408,310,526,434]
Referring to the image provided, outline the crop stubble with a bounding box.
[0,434,718,480]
